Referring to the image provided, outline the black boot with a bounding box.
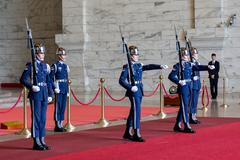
[173,123,183,132]
[189,114,200,124]
[123,128,133,140]
[183,126,195,133]
[132,134,145,142]
[33,138,45,151]
[40,137,51,150]
[132,129,145,142]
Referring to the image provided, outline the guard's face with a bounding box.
[58,54,66,61]
[192,49,198,60]
[182,55,189,61]
[36,53,45,61]
[181,50,189,61]
[130,48,139,62]
[131,54,139,62]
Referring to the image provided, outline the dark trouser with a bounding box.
[30,99,48,138]
[54,93,67,128]
[209,78,218,99]
[176,83,191,126]
[190,89,200,114]
[126,96,142,129]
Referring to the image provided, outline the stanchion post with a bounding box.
[154,74,166,119]
[201,81,208,112]
[97,78,109,127]
[220,77,229,108]
[64,80,75,132]
[18,87,31,138]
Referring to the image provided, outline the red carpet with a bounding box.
[0,117,239,160]
[0,104,178,135]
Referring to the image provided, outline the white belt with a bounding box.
[135,81,142,84]
[193,76,200,81]
[184,79,192,82]
[56,79,68,83]
[38,82,47,86]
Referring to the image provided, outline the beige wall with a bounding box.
[1,0,240,92]
[0,0,62,82]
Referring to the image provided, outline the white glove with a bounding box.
[208,65,215,70]
[131,86,138,92]
[179,80,186,86]
[193,76,198,81]
[67,93,70,97]
[32,85,40,92]
[48,97,52,103]
[54,88,60,94]
[161,64,169,69]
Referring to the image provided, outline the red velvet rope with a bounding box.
[104,87,126,101]
[201,81,205,106]
[144,83,160,97]
[205,85,210,107]
[0,91,23,114]
[161,83,178,99]
[71,88,100,105]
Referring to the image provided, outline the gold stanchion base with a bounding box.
[153,111,167,119]
[201,106,208,112]
[64,123,75,132]
[220,104,229,108]
[96,118,110,127]
[17,128,31,138]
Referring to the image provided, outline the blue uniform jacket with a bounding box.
[50,61,69,94]
[119,63,162,97]
[192,61,209,90]
[20,62,53,100]
[168,61,209,91]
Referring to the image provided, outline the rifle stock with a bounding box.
[182,29,193,62]
[174,25,183,80]
[25,18,37,85]
[119,26,135,86]
[183,29,195,76]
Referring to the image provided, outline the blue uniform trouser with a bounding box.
[54,93,67,122]
[176,84,191,125]
[126,96,142,129]
[190,89,200,114]
[30,99,48,138]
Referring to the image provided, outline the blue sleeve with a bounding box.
[119,65,132,90]
[142,64,161,71]
[20,63,33,90]
[168,64,180,85]
[193,64,209,71]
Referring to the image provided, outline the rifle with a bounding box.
[25,18,37,85]
[183,29,196,77]
[119,26,135,86]
[174,25,183,80]
[182,29,193,63]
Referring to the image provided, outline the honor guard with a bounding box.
[168,48,195,133]
[20,43,53,150]
[119,45,168,142]
[50,47,69,132]
[168,48,214,133]
[190,48,215,124]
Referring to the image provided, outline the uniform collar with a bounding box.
[58,60,64,64]
[36,59,41,64]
